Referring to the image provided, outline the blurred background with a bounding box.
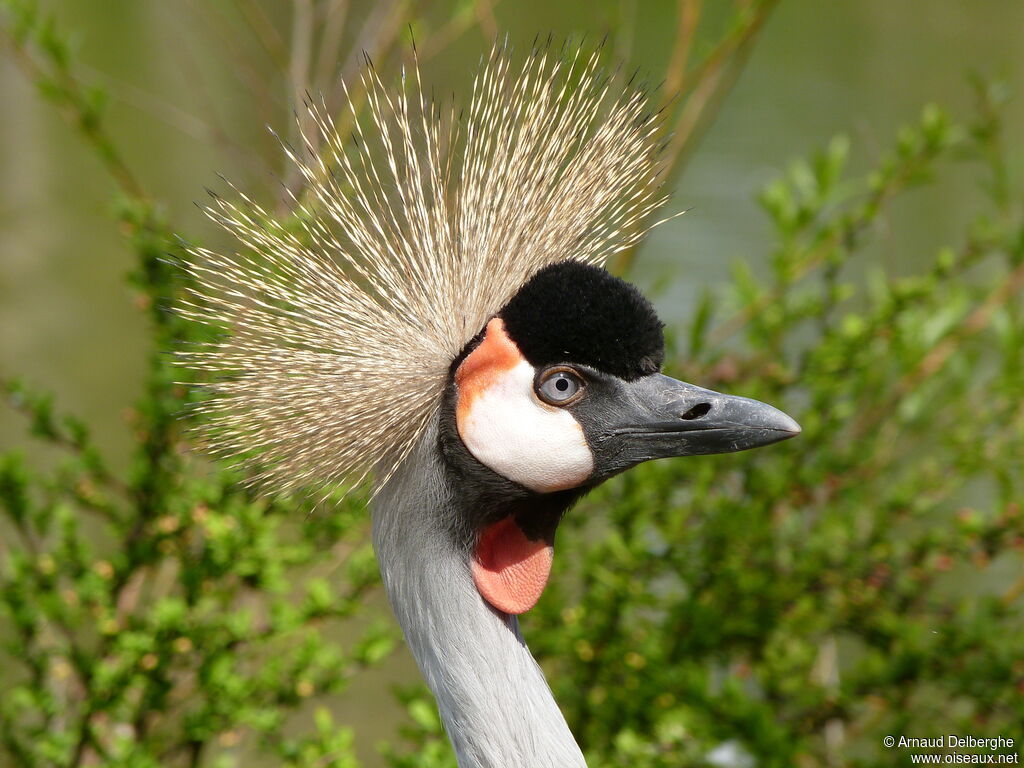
[2,2,1022,767]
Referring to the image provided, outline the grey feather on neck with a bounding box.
[373,414,586,768]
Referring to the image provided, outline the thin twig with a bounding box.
[314,0,350,91]
[418,0,505,60]
[288,0,415,206]
[173,0,280,175]
[660,0,703,108]
[474,0,499,40]
[663,0,779,180]
[2,383,132,503]
[613,0,637,65]
[235,0,289,70]
[288,0,316,189]
[612,0,779,274]
[0,25,147,202]
[851,258,1024,441]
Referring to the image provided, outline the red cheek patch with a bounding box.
[471,516,553,615]
[455,317,523,418]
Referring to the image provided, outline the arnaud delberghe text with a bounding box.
[897,736,1016,751]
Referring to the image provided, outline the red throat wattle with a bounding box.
[471,517,553,615]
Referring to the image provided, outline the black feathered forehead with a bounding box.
[498,261,664,381]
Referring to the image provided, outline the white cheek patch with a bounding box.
[458,360,594,493]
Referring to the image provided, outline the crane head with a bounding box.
[183,46,798,623]
[447,261,800,615]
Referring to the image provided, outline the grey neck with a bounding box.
[372,416,586,768]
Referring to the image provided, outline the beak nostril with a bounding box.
[680,402,712,420]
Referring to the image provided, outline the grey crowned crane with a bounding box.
[182,44,799,768]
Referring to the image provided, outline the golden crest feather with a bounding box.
[180,42,668,493]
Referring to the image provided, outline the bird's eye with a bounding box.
[536,368,585,406]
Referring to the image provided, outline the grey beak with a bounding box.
[584,373,800,480]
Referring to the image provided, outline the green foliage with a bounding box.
[1,373,386,768]
[2,2,1022,767]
